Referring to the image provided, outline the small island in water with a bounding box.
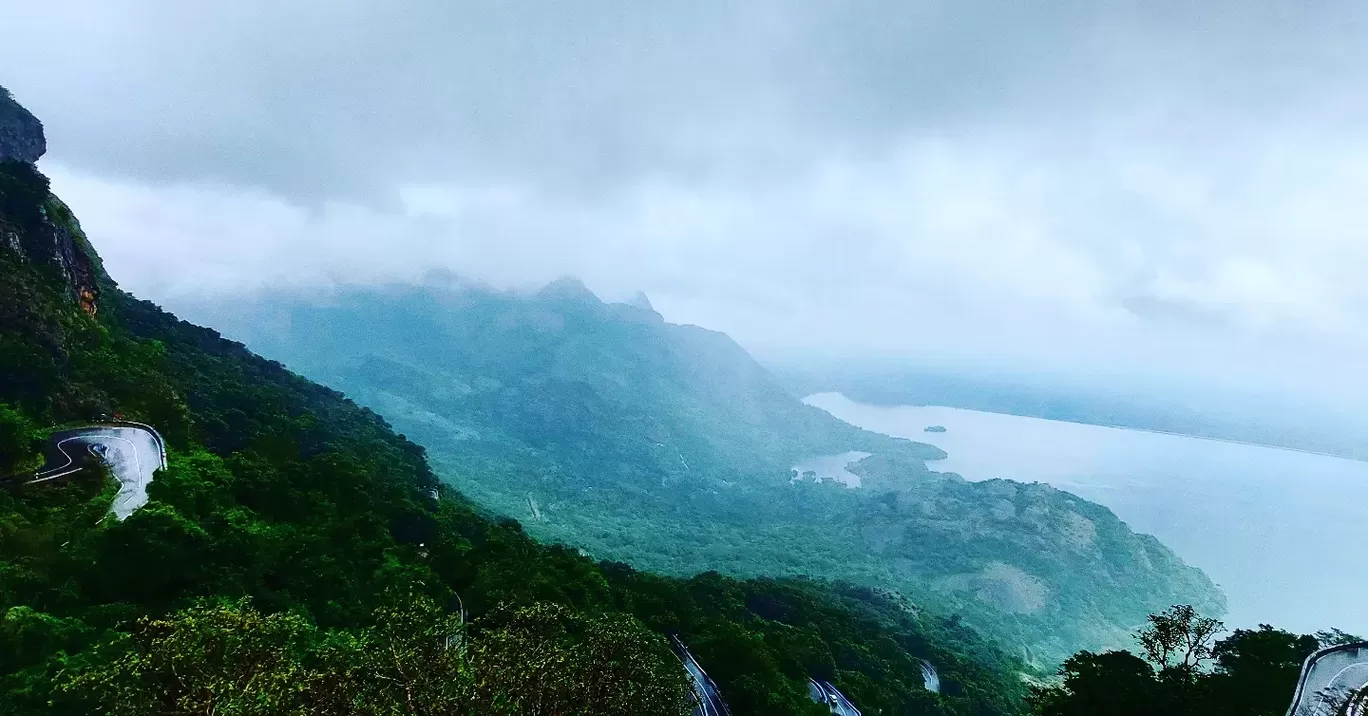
[924,425,947,433]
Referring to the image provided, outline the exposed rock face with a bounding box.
[48,200,103,315]
[0,87,103,315]
[0,86,45,164]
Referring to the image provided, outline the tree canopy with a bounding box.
[1029,605,1338,716]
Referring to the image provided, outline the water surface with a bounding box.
[806,392,1368,636]
[791,451,872,487]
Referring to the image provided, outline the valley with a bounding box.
[5,0,1364,710]
[187,283,1224,665]
[0,96,1024,714]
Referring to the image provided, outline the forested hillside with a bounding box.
[0,91,1023,714]
[189,280,1223,663]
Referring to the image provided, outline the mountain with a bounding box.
[188,280,1225,664]
[0,91,1028,715]
[0,86,44,164]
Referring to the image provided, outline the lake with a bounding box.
[805,391,1368,636]
[792,451,872,487]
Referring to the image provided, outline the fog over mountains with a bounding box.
[5,2,1367,709]
[6,1,1368,424]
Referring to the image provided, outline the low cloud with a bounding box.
[8,0,1368,407]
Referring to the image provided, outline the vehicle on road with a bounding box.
[808,678,862,716]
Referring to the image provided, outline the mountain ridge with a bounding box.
[0,89,1026,714]
[185,279,1225,664]
[0,86,44,164]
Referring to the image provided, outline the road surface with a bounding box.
[919,660,941,693]
[1287,642,1368,716]
[808,678,862,716]
[670,636,731,716]
[21,424,166,520]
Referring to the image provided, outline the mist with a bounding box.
[5,0,1368,414]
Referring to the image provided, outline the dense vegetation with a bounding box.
[0,156,1025,713]
[1029,605,1361,716]
[190,279,1222,663]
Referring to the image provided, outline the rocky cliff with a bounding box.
[0,86,45,164]
[0,87,103,315]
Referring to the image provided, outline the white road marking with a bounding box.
[29,436,93,481]
[1287,642,1368,716]
[22,426,163,520]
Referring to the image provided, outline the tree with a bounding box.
[0,403,39,473]
[1315,629,1364,648]
[306,592,473,715]
[1204,625,1319,716]
[1029,612,1328,716]
[468,602,691,716]
[0,606,89,675]
[55,595,475,715]
[1136,605,1223,674]
[56,598,318,715]
[1027,650,1162,716]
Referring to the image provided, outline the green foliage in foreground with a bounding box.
[37,596,689,716]
[0,403,41,473]
[0,160,1023,714]
[1029,605,1358,716]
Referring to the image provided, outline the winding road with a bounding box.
[1286,642,1368,716]
[919,659,942,694]
[16,423,166,520]
[670,636,731,716]
[808,679,862,716]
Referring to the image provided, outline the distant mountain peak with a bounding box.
[0,85,46,164]
[537,276,600,303]
[0,91,101,315]
[627,291,654,312]
[609,290,663,323]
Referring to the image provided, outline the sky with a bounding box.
[5,0,1368,409]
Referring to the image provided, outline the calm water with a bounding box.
[806,392,1368,636]
[792,451,872,487]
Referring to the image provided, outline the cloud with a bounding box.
[8,0,1368,406]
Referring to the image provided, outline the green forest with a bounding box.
[1,82,1356,715]
[191,278,1221,663]
[0,157,1025,713]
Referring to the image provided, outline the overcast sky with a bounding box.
[5,0,1368,406]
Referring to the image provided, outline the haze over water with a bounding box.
[806,392,1368,637]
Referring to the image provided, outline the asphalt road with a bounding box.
[23,424,166,520]
[808,679,862,716]
[1287,642,1368,716]
[919,660,942,694]
[671,636,731,716]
